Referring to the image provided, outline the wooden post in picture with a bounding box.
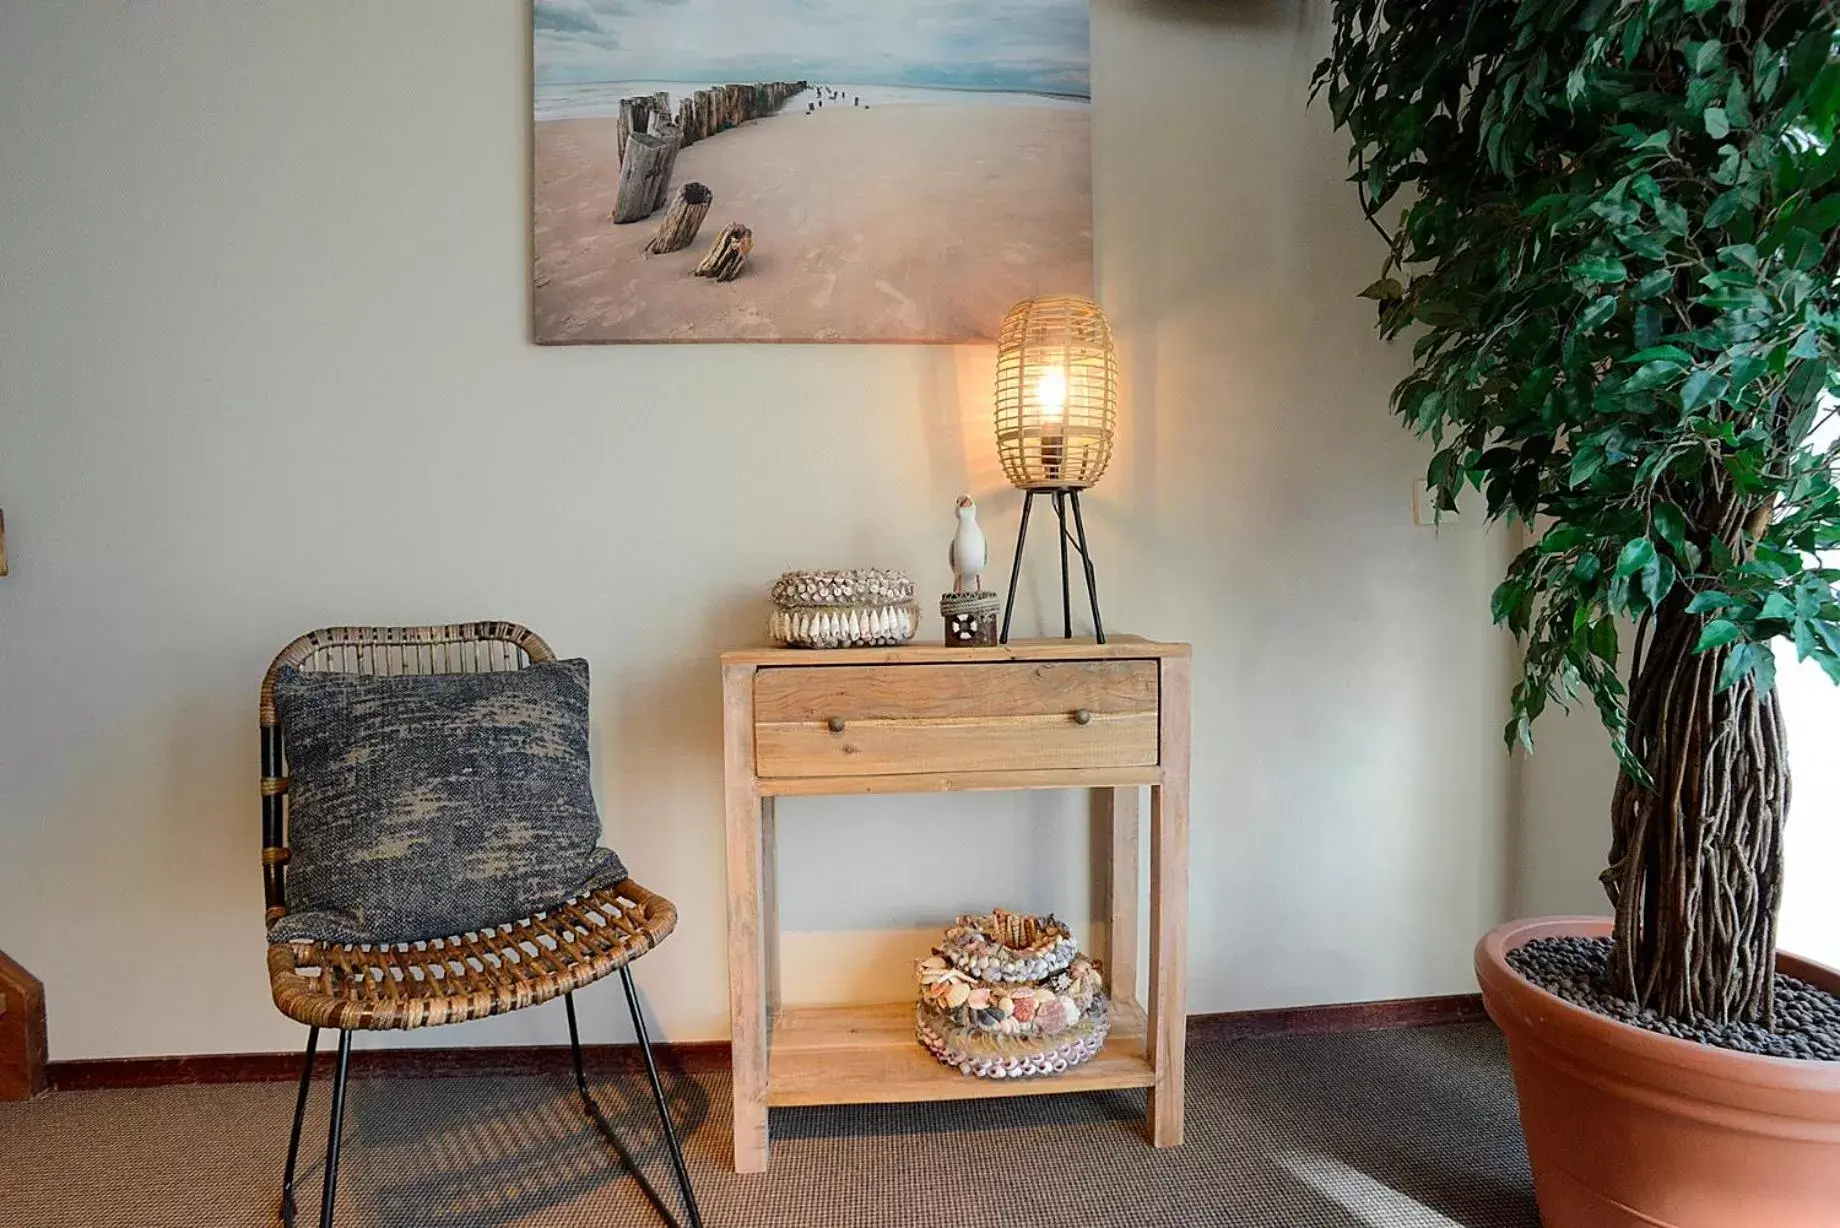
[693,224,753,282]
[612,129,681,224]
[645,183,713,255]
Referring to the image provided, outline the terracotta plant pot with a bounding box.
[1477,917,1840,1227]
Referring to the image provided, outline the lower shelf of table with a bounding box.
[763,998,1153,1107]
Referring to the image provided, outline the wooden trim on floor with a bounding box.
[42,994,1488,1093]
[47,1040,732,1093]
[1188,993,1488,1041]
[1,949,49,1101]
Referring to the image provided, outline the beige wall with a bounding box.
[0,0,1519,1060]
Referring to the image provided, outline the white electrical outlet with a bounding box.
[1412,479,1459,528]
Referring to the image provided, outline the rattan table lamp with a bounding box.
[993,294,1116,644]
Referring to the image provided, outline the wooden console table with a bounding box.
[721,636,1191,1172]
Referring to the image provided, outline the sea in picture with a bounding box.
[532,0,1094,344]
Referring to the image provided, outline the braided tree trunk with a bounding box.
[1603,522,1791,1027]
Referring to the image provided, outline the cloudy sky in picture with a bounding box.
[533,0,1090,96]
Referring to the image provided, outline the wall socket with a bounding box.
[1412,480,1459,528]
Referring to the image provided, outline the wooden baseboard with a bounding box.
[1,949,49,1101]
[47,1039,732,1093]
[44,993,1487,1093]
[1188,992,1488,1040]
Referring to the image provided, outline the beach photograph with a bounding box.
[532,0,1093,344]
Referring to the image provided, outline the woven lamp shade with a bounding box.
[994,295,1118,491]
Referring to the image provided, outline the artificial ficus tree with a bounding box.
[1314,0,1840,1028]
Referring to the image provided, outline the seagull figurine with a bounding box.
[949,495,988,593]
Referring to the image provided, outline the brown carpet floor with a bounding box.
[0,1023,1537,1227]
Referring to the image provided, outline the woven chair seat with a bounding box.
[267,879,676,1031]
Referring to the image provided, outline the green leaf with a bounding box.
[1681,369,1729,412]
[1810,63,1840,127]
[1634,304,1663,349]
[1642,554,1677,608]
[1703,106,1730,139]
[1490,580,1530,631]
[1630,268,1675,300]
[1540,524,1589,553]
[1704,190,1748,228]
[1590,618,1619,664]
[1717,642,1757,690]
[1696,619,1744,651]
[1570,255,1628,283]
[1577,294,1618,331]
[1358,277,1404,301]
[1787,194,1840,235]
[1626,359,1683,391]
[1809,143,1840,192]
[1754,645,1778,694]
[1687,591,1735,614]
[1789,27,1832,90]
[1616,537,1656,577]
[1653,504,1689,556]
[1569,444,1607,487]
[1627,345,1694,365]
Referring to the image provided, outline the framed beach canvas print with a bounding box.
[531,0,1093,344]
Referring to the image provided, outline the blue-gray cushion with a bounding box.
[267,658,626,945]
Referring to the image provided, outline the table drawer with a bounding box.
[753,660,1159,778]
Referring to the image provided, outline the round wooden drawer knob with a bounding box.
[827,716,846,733]
[1073,709,1093,726]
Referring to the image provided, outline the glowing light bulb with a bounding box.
[1036,366,1068,423]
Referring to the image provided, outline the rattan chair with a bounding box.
[260,623,703,1228]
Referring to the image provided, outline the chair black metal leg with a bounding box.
[621,967,705,1228]
[567,989,700,1228]
[565,992,592,1096]
[318,1031,352,1228]
[1068,490,1106,644]
[1000,491,1036,644]
[279,1026,320,1226]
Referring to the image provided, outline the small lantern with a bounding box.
[941,590,1000,646]
[992,295,1116,643]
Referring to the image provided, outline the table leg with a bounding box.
[1103,786,1141,1011]
[762,796,780,1022]
[723,665,769,1172]
[1146,656,1191,1148]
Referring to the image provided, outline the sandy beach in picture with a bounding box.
[534,91,1091,343]
[532,1,1093,344]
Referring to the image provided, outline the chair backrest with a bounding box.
[258,622,556,927]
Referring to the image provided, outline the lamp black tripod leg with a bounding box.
[1053,492,1073,638]
[1068,490,1106,644]
[1002,487,1106,644]
[279,1026,320,1226]
[565,986,705,1228]
[999,491,1037,644]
